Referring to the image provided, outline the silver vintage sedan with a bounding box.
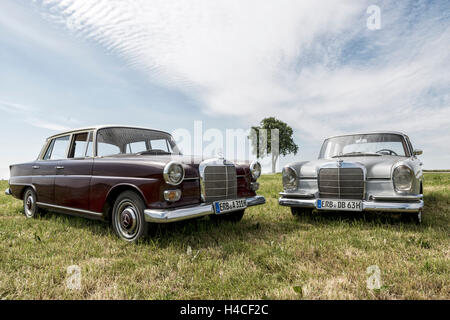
[279,132,424,223]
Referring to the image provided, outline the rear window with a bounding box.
[44,135,70,160]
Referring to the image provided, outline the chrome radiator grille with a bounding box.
[203,165,237,203]
[318,168,364,200]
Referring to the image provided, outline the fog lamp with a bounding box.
[164,189,182,202]
[250,181,260,191]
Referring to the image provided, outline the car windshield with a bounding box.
[319,133,409,159]
[96,127,181,157]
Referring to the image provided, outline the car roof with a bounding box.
[325,131,409,140]
[46,125,171,140]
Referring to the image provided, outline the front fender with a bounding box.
[285,161,312,178]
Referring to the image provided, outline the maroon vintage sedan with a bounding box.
[5,125,265,242]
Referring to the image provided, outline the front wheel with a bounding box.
[412,210,422,224]
[291,207,313,217]
[401,210,423,224]
[112,191,148,242]
[210,210,245,223]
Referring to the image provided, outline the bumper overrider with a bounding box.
[278,193,423,213]
[144,195,266,223]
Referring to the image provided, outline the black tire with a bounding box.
[401,210,423,224]
[23,188,40,218]
[210,209,245,223]
[412,210,423,224]
[291,207,313,217]
[111,191,148,242]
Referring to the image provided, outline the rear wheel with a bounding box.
[210,209,245,223]
[291,207,313,217]
[112,191,148,242]
[23,188,40,218]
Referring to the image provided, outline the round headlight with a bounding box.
[163,161,185,185]
[393,165,413,192]
[282,166,298,191]
[250,160,262,179]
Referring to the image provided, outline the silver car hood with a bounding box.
[292,156,407,179]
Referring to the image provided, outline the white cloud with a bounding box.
[0,100,71,131]
[34,0,450,168]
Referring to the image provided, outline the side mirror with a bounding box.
[413,149,423,156]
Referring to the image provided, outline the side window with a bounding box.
[69,132,90,158]
[47,135,70,160]
[405,137,414,156]
[43,140,55,160]
[85,132,93,157]
[127,141,147,153]
[150,139,170,152]
[97,143,120,157]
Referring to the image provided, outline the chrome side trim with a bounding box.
[32,175,195,182]
[278,197,424,213]
[36,202,104,218]
[183,177,200,181]
[90,176,157,181]
[144,195,266,223]
[8,182,33,186]
[5,188,11,196]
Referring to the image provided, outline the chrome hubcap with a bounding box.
[120,207,137,231]
[116,201,140,239]
[24,194,34,217]
[26,198,33,210]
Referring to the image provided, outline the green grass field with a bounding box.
[0,174,448,299]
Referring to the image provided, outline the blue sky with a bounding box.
[0,0,449,178]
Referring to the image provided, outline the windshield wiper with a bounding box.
[332,152,381,158]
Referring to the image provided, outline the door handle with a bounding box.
[55,166,65,170]
[32,165,40,169]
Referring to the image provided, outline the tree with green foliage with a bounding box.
[249,117,299,173]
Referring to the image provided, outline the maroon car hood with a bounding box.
[99,154,250,177]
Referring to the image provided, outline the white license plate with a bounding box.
[316,199,363,212]
[214,199,247,214]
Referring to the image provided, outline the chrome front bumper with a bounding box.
[278,196,424,213]
[5,188,11,196]
[144,195,266,223]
